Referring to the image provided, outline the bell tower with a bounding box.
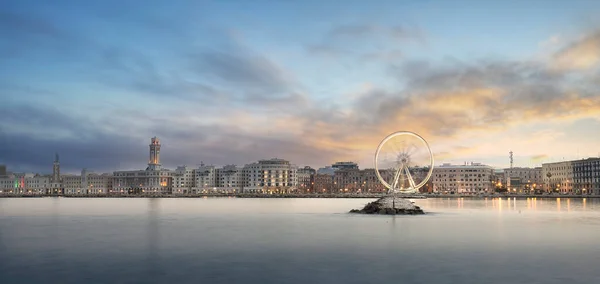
[50,153,62,194]
[52,153,60,182]
[148,137,161,171]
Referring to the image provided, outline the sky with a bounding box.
[1,0,600,174]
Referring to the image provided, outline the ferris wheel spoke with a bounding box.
[390,141,403,156]
[398,139,407,154]
[406,143,418,156]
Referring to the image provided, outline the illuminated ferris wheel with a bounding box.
[374,131,434,194]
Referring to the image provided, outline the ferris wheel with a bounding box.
[374,131,434,194]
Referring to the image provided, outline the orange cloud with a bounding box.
[551,31,600,70]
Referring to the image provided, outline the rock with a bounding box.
[349,196,425,215]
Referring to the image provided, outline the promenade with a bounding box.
[1,193,598,198]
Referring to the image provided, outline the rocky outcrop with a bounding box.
[349,196,425,215]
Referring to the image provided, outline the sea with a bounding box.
[1,197,599,284]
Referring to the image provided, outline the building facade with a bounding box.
[542,161,574,193]
[242,158,297,193]
[504,167,543,192]
[112,137,173,194]
[572,158,600,195]
[195,164,216,193]
[432,163,494,193]
[215,165,242,193]
[297,166,316,193]
[543,158,600,194]
[173,166,196,194]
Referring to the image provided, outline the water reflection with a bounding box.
[1,197,600,284]
[427,197,600,213]
[147,199,161,278]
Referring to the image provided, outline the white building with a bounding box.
[112,169,172,194]
[63,169,112,195]
[25,174,51,194]
[432,163,494,193]
[63,174,83,194]
[242,158,297,193]
[215,165,242,193]
[172,166,196,194]
[194,164,216,193]
[112,137,173,194]
[0,173,30,194]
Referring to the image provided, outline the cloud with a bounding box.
[531,154,549,163]
[305,44,350,58]
[540,35,561,47]
[0,101,345,174]
[360,50,403,62]
[551,30,600,70]
[290,44,600,168]
[0,11,67,40]
[189,49,296,94]
[328,24,423,41]
[0,9,94,60]
[97,47,230,103]
[0,104,147,173]
[307,24,423,61]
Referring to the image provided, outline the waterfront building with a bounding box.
[297,166,316,193]
[62,169,113,195]
[542,161,574,193]
[85,173,112,194]
[492,170,505,187]
[313,174,334,193]
[63,174,82,194]
[215,165,242,193]
[543,158,600,194]
[573,158,600,195]
[112,137,173,194]
[25,174,51,194]
[504,167,543,192]
[313,167,335,193]
[432,163,494,193]
[333,167,361,193]
[194,164,216,193]
[0,165,6,176]
[242,158,297,193]
[173,166,196,194]
[112,169,172,194]
[0,173,32,194]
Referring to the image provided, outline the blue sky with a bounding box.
[1,0,600,173]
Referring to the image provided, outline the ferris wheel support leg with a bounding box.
[405,166,417,189]
[391,166,403,192]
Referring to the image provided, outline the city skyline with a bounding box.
[2,0,600,173]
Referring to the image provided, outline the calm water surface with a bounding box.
[1,197,599,284]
